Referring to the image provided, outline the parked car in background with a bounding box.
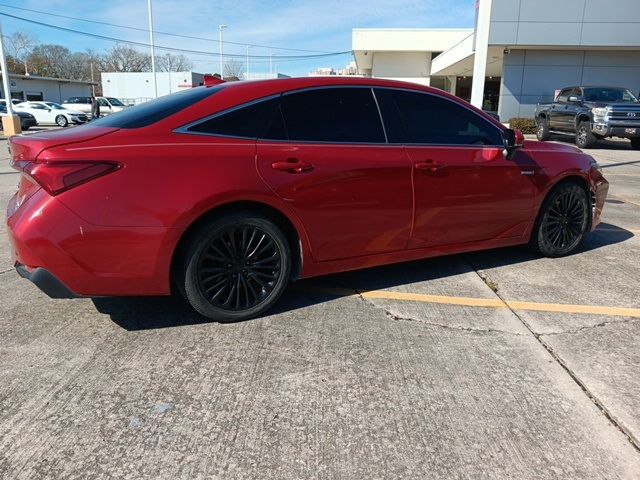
[7,77,609,322]
[62,96,126,117]
[0,99,24,107]
[535,86,640,149]
[0,105,37,130]
[14,102,88,127]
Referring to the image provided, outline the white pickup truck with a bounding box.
[61,96,127,117]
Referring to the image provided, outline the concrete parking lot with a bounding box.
[1,133,639,479]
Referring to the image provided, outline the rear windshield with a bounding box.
[90,86,222,128]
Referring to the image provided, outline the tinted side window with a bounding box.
[187,97,280,139]
[377,89,503,146]
[280,88,385,143]
[65,98,76,103]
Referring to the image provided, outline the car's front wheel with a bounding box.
[576,121,597,149]
[179,213,291,322]
[530,182,590,257]
[55,115,68,127]
[631,138,640,150]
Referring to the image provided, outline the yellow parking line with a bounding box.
[296,286,640,318]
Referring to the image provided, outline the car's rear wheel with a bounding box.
[179,213,291,322]
[576,121,596,149]
[536,117,551,141]
[631,138,640,150]
[55,115,68,127]
[530,182,590,257]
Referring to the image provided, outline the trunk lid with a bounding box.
[9,126,119,163]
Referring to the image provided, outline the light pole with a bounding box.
[219,24,227,78]
[147,0,158,98]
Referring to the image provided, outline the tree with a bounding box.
[156,53,194,72]
[27,44,72,78]
[7,31,37,75]
[100,45,151,72]
[223,59,245,80]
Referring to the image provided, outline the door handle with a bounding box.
[415,160,445,172]
[271,158,314,173]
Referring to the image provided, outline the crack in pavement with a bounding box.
[542,317,640,336]
[463,254,640,453]
[0,268,14,275]
[354,288,524,336]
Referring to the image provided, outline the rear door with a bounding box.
[375,88,536,248]
[256,87,413,262]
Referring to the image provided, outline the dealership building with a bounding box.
[353,0,640,121]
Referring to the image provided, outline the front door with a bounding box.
[374,88,536,248]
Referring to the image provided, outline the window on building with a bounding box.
[25,92,44,101]
[279,88,386,143]
[375,88,503,146]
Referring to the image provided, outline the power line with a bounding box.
[0,12,351,60]
[0,3,336,54]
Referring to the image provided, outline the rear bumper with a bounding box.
[6,189,180,297]
[15,264,78,299]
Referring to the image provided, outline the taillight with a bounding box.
[12,161,122,196]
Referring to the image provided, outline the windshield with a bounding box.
[90,86,221,128]
[583,87,638,103]
[44,102,65,110]
[106,97,125,107]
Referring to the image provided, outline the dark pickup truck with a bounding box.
[534,86,640,149]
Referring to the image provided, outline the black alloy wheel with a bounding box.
[180,214,291,322]
[531,183,590,257]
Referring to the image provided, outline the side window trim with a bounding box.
[375,87,505,147]
[175,93,283,140]
[370,88,389,144]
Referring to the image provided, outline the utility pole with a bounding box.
[0,20,21,135]
[147,0,158,98]
[219,24,227,78]
[246,45,250,80]
[90,62,96,96]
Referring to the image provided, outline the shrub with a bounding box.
[508,118,537,134]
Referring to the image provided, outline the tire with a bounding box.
[22,125,30,131]
[178,213,291,322]
[530,182,590,257]
[536,117,551,141]
[631,138,640,150]
[55,115,68,127]
[575,121,597,149]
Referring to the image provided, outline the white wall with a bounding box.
[0,77,92,103]
[489,0,640,47]
[370,52,432,86]
[498,49,640,120]
[102,72,205,101]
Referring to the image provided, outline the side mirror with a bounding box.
[503,128,524,159]
[567,95,582,104]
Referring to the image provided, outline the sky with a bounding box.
[0,0,477,77]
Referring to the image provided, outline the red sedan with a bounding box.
[6,77,609,322]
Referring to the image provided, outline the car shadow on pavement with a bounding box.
[92,222,633,331]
